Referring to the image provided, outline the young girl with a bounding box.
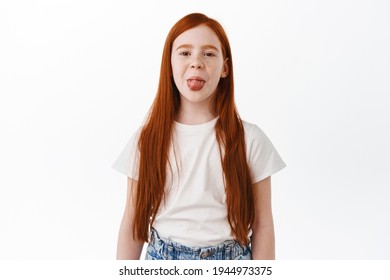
[112,13,286,260]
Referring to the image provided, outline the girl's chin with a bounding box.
[179,93,213,104]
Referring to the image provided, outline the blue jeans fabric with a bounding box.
[145,228,252,260]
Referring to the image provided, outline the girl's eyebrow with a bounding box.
[175,44,220,52]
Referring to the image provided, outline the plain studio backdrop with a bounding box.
[0,0,389,260]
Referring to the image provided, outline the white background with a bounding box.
[0,0,389,260]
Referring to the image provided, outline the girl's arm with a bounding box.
[251,176,275,260]
[116,177,144,260]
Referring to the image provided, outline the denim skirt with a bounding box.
[145,228,252,260]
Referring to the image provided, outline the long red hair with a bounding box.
[133,13,254,245]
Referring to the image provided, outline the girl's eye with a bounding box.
[204,52,216,57]
[180,51,190,56]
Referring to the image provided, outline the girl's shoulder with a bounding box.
[240,119,276,149]
[241,119,266,139]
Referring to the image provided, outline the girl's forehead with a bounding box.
[172,25,222,49]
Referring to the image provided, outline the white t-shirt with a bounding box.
[112,117,286,246]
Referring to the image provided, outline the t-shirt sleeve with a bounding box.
[111,131,140,180]
[247,125,286,184]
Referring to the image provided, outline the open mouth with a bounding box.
[187,77,205,91]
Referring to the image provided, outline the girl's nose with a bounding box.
[190,56,204,69]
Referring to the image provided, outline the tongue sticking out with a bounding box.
[187,79,205,91]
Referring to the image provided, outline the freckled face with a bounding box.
[171,25,228,105]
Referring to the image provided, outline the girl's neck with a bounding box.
[175,105,216,125]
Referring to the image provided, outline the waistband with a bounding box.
[148,228,251,260]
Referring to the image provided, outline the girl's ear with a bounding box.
[221,58,229,78]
